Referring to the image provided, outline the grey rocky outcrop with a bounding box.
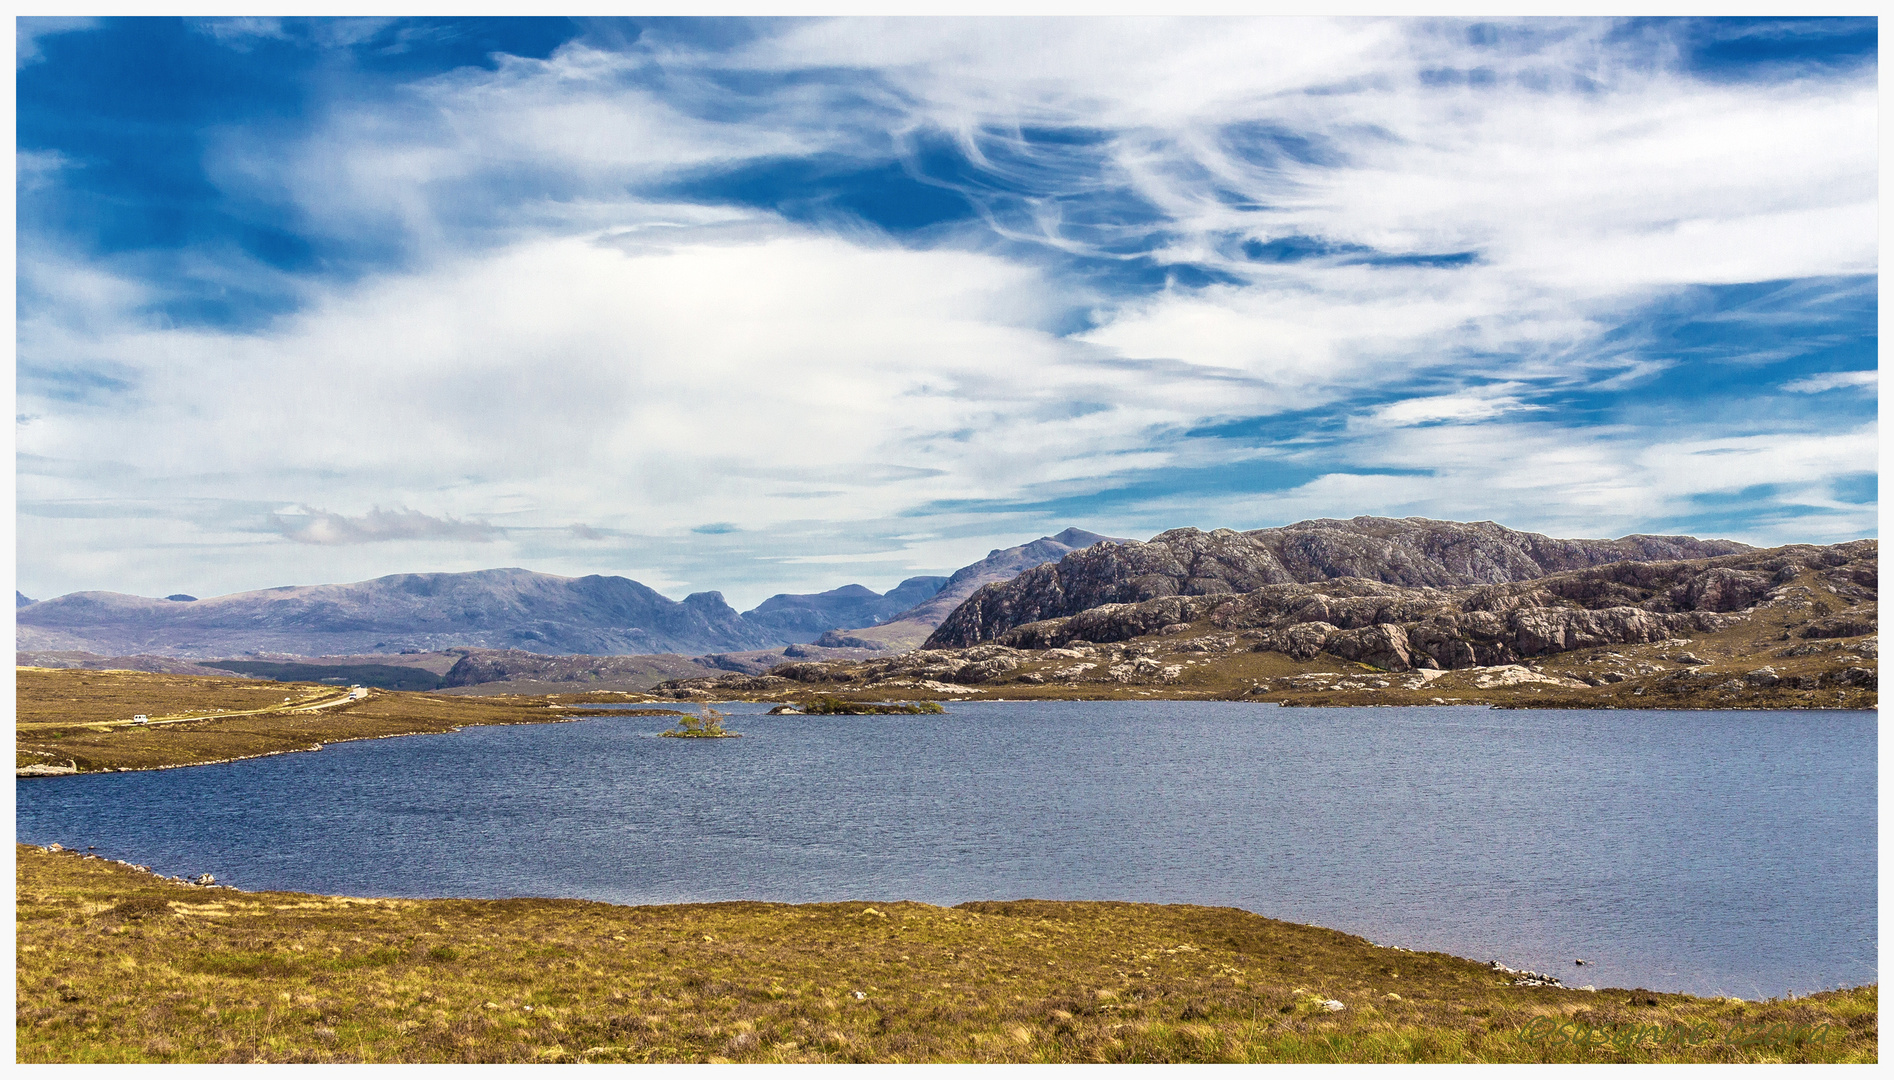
[1800,611,1878,639]
[438,649,705,688]
[1324,624,1415,671]
[657,673,800,696]
[649,535,1875,699]
[927,517,1752,649]
[665,644,1035,694]
[955,540,1874,673]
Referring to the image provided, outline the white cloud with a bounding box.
[17,17,94,68]
[192,17,291,45]
[1635,426,1878,500]
[16,149,75,191]
[266,506,505,545]
[15,18,1878,601]
[1164,420,1879,548]
[202,43,847,261]
[732,19,1874,286]
[17,222,1229,598]
[1782,370,1877,394]
[1363,391,1534,429]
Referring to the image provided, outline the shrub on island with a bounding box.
[658,707,740,738]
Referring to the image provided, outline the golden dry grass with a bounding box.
[16,668,617,773]
[16,845,1874,1063]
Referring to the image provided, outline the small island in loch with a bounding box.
[657,706,740,738]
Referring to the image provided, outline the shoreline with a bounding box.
[18,689,1877,778]
[16,843,1876,1063]
[15,667,632,777]
[0,843,1674,998]
[16,842,1845,1003]
[18,678,1878,776]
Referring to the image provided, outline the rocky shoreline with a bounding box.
[34,842,232,890]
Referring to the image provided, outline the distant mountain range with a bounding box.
[14,519,1764,664]
[808,527,1126,651]
[15,529,1114,660]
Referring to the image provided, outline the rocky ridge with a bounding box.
[982,540,1874,672]
[434,648,764,690]
[652,540,1876,708]
[927,518,1750,649]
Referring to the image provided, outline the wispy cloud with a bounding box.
[265,506,505,545]
[1359,391,1537,430]
[13,17,1877,602]
[1782,370,1877,394]
[16,17,95,67]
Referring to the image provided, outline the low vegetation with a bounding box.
[200,660,448,693]
[16,845,1873,1063]
[15,668,617,774]
[658,707,738,738]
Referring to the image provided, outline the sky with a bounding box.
[14,16,1879,609]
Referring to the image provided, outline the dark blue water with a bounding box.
[16,702,1875,999]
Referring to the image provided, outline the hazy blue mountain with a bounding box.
[13,569,949,660]
[813,527,1133,650]
[11,528,1108,660]
[16,569,776,659]
[741,577,948,640]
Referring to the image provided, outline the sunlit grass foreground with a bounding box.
[15,844,1873,1063]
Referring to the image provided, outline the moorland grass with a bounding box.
[16,845,1874,1064]
[15,668,618,773]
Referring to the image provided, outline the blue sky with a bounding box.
[15,16,1878,606]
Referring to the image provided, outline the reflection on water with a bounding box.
[16,702,1875,999]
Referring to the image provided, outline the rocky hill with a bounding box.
[431,649,721,693]
[652,540,1877,710]
[983,540,1875,668]
[927,518,1750,648]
